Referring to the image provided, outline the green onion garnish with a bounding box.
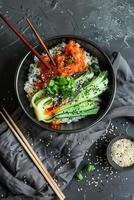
[85,164,95,173]
[75,171,84,181]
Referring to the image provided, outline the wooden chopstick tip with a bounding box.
[26,17,56,66]
[0,108,5,116]
[3,107,7,113]
[0,111,6,121]
[26,18,31,25]
[2,108,9,116]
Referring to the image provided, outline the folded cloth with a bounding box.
[0,53,134,200]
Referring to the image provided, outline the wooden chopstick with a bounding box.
[0,109,65,200]
[0,14,50,69]
[26,18,56,66]
[1,109,65,200]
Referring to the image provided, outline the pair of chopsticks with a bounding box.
[0,109,65,200]
[0,14,56,66]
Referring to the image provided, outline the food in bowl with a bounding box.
[111,138,134,167]
[24,40,109,125]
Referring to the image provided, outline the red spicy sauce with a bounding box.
[35,40,88,90]
[44,106,61,117]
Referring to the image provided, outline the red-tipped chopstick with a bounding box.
[0,14,50,69]
[26,18,56,66]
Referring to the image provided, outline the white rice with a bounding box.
[24,42,98,100]
[85,51,99,65]
[24,62,40,100]
[111,139,134,167]
[49,42,66,56]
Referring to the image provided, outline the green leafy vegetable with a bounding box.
[54,71,108,112]
[75,70,94,90]
[90,63,100,75]
[46,76,75,99]
[31,70,109,123]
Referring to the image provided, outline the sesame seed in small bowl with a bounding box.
[106,135,134,170]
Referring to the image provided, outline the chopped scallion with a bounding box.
[85,164,95,172]
[75,171,84,181]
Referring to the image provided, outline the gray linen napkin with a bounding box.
[0,53,134,200]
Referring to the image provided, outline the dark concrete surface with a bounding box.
[0,0,134,199]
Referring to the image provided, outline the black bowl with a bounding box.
[15,35,116,133]
[107,135,134,170]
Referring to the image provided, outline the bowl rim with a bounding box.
[15,34,116,133]
[106,135,134,170]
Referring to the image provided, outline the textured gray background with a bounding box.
[0,0,134,199]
